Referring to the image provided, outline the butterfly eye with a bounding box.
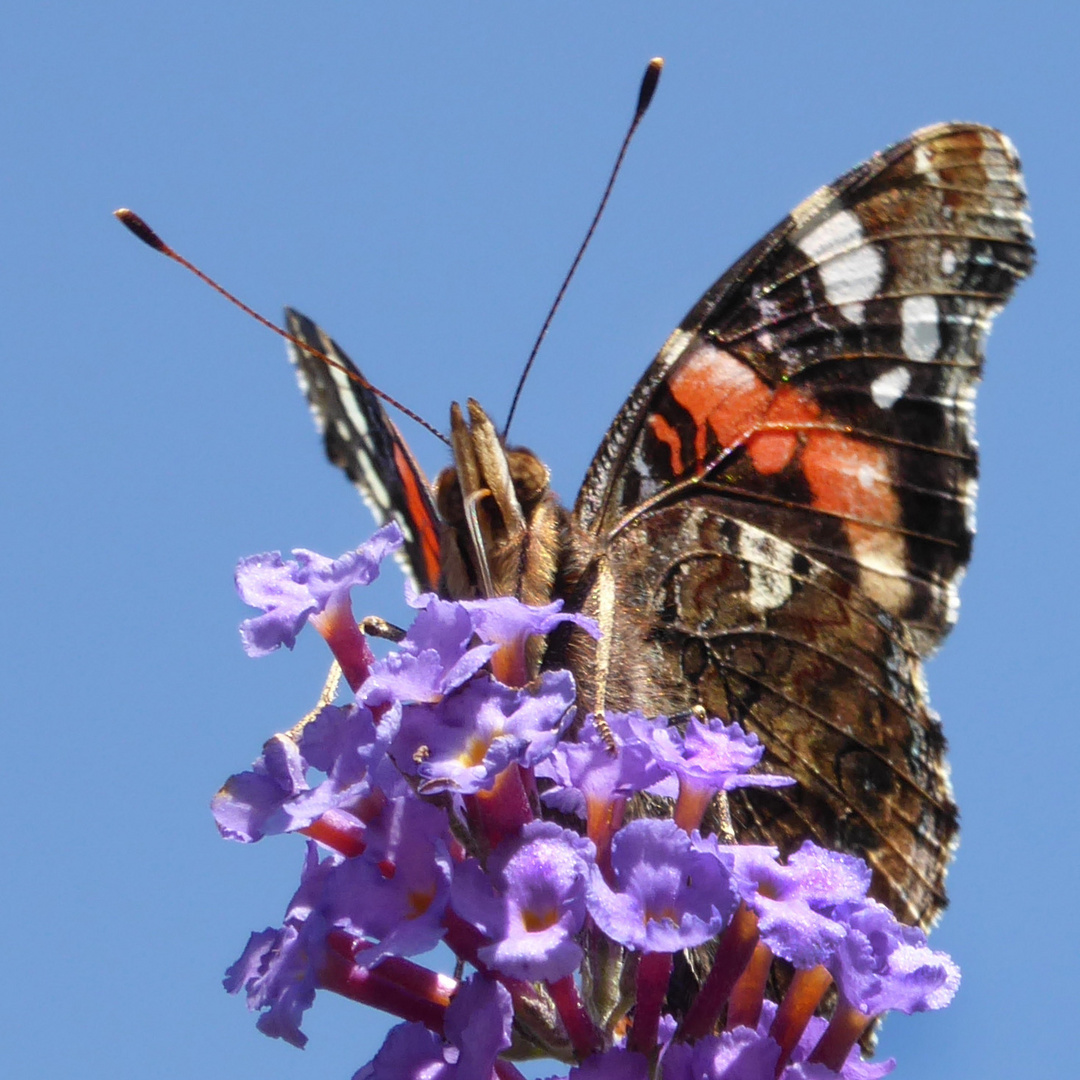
[506,449,552,511]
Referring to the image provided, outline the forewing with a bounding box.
[576,123,1033,653]
[285,308,442,592]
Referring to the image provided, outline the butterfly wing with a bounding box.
[565,124,1034,927]
[285,308,442,593]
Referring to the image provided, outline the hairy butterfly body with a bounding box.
[287,122,1033,933]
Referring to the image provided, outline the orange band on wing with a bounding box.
[659,345,905,597]
[666,346,773,470]
[392,443,442,589]
[648,412,684,476]
[750,385,820,475]
[800,430,898,531]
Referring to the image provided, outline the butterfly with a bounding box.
[285,122,1033,934]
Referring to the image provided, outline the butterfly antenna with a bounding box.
[502,57,663,439]
[112,209,450,446]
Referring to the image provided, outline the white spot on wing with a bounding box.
[356,455,395,521]
[656,328,695,371]
[325,365,398,518]
[941,248,957,276]
[900,295,941,362]
[795,209,884,325]
[737,523,795,612]
[977,301,1005,352]
[871,366,912,409]
[944,568,965,628]
[751,283,782,353]
[913,143,941,183]
[851,530,911,614]
[329,363,373,437]
[960,472,979,535]
[631,441,662,501]
[857,461,885,490]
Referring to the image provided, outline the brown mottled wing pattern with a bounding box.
[566,124,1034,928]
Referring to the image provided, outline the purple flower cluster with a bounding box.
[216,527,959,1079]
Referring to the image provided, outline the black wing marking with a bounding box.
[284,308,442,592]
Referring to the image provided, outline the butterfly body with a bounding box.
[286,122,1033,932]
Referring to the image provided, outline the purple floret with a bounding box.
[212,732,309,842]
[727,841,872,969]
[587,818,735,952]
[352,1021,448,1080]
[537,713,670,817]
[570,1047,651,1079]
[223,842,337,1047]
[662,1026,781,1080]
[829,900,960,1016]
[236,524,401,656]
[667,717,795,793]
[442,974,514,1078]
[451,821,595,982]
[212,704,392,843]
[323,796,453,970]
[392,670,575,795]
[462,595,599,650]
[363,591,498,705]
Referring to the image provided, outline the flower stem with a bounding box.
[769,965,833,1075]
[586,795,626,883]
[320,946,453,1033]
[327,930,456,1006]
[628,951,673,1054]
[672,779,712,833]
[301,811,367,858]
[808,999,874,1070]
[310,593,375,692]
[681,902,760,1039]
[468,763,534,849]
[726,942,773,1030]
[547,974,600,1058]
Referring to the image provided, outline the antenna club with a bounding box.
[636,57,664,118]
[113,209,448,444]
[114,208,167,253]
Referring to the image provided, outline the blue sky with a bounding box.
[2,4,1075,1078]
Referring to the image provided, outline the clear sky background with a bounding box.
[2,4,1074,1078]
